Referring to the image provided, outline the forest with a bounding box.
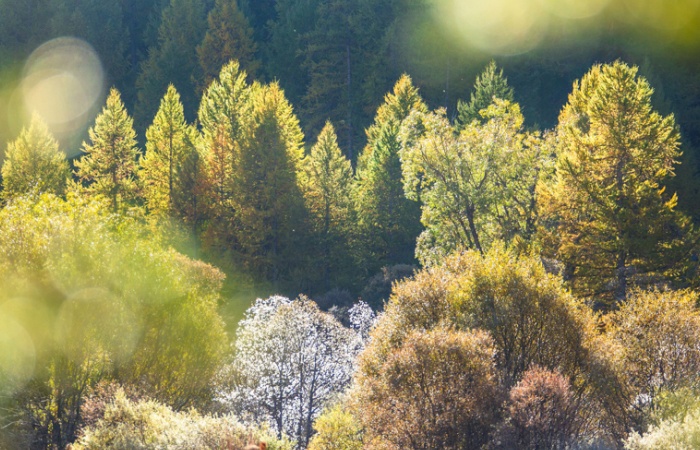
[2,0,700,449]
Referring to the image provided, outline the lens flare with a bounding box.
[0,309,36,393]
[432,0,548,55]
[20,37,105,153]
[538,0,611,19]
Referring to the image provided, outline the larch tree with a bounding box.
[197,0,259,91]
[353,75,426,272]
[197,60,252,251]
[456,60,514,128]
[2,115,69,201]
[232,82,307,284]
[74,88,140,212]
[300,121,355,291]
[140,84,195,218]
[538,61,695,306]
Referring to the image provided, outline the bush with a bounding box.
[73,388,293,450]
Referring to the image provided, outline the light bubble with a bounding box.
[0,311,36,393]
[56,288,142,364]
[538,0,610,19]
[21,37,104,152]
[433,0,548,55]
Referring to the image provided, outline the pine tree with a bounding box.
[140,84,194,217]
[354,75,426,272]
[75,88,140,212]
[456,61,514,128]
[197,0,259,91]
[1,115,69,201]
[301,121,355,290]
[538,61,695,307]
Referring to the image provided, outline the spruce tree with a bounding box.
[75,88,140,212]
[1,115,69,201]
[354,75,426,272]
[197,0,259,90]
[140,84,197,218]
[456,61,514,128]
[301,121,355,290]
[539,61,695,307]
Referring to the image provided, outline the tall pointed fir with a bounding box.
[197,0,259,90]
[198,61,252,251]
[2,115,69,201]
[456,61,514,128]
[233,82,307,286]
[353,75,426,273]
[538,62,696,307]
[75,88,140,212]
[140,84,200,221]
[301,121,355,291]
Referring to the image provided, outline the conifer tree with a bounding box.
[75,88,140,212]
[197,0,259,90]
[135,0,207,126]
[140,84,193,217]
[539,62,695,306]
[233,82,306,284]
[301,121,355,290]
[197,61,252,250]
[1,115,69,201]
[456,61,514,128]
[354,75,426,272]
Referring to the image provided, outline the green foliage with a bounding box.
[73,388,293,450]
[0,194,227,447]
[301,122,356,291]
[457,61,515,128]
[308,402,363,450]
[401,100,547,265]
[1,115,69,201]
[197,0,259,90]
[538,61,695,306]
[625,406,700,449]
[140,84,199,219]
[354,75,425,272]
[74,88,140,212]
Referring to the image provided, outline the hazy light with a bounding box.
[0,307,36,393]
[538,0,611,19]
[20,37,104,152]
[619,0,700,31]
[432,0,548,55]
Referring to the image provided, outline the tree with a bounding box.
[300,121,355,291]
[307,402,363,450]
[2,115,69,201]
[222,296,359,448]
[353,75,425,272]
[606,289,700,427]
[354,328,502,450]
[74,88,140,212]
[197,0,259,90]
[400,100,547,265]
[231,82,307,284]
[135,0,207,126]
[538,61,695,306]
[456,60,514,128]
[140,84,198,218]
